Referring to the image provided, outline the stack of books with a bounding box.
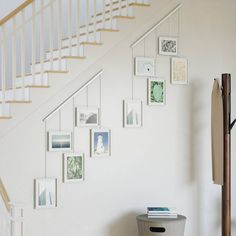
[147,207,178,218]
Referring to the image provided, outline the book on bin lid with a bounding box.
[147,214,178,219]
[147,207,177,213]
[148,213,177,216]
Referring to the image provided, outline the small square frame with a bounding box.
[48,131,72,152]
[135,57,155,77]
[159,37,178,56]
[75,107,100,127]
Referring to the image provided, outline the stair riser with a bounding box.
[61,32,101,50]
[15,74,49,87]
[102,4,133,18]
[46,46,83,61]
[0,88,30,102]
[31,60,67,73]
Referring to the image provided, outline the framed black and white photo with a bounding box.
[159,37,178,56]
[34,178,57,209]
[48,131,72,152]
[76,107,99,127]
[123,99,143,128]
[171,57,188,84]
[135,57,155,77]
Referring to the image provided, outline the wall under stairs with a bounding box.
[0,1,236,236]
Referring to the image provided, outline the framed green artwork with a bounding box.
[63,153,84,182]
[148,78,166,105]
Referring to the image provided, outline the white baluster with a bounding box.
[32,2,36,85]
[103,0,106,29]
[86,0,89,42]
[1,26,6,105]
[77,0,80,55]
[12,17,16,99]
[58,0,62,69]
[20,208,24,236]
[50,0,54,70]
[68,0,72,55]
[94,0,97,41]
[126,0,129,16]
[40,0,45,84]
[21,10,26,97]
[119,0,122,16]
[110,0,113,28]
[10,206,15,236]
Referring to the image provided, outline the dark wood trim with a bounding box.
[222,73,231,236]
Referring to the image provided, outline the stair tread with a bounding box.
[16,70,68,78]
[0,117,12,119]
[0,101,32,104]
[93,2,150,18]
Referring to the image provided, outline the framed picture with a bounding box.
[34,178,57,209]
[159,37,178,56]
[171,57,188,84]
[76,107,99,127]
[63,153,84,182]
[148,78,166,105]
[48,131,72,152]
[135,57,155,77]
[91,128,111,157]
[123,99,143,128]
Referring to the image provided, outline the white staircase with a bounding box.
[0,0,150,119]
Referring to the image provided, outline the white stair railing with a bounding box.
[0,178,24,236]
[0,0,148,117]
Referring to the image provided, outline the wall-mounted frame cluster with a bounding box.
[33,70,113,209]
[126,3,187,129]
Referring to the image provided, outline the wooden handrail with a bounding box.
[0,0,33,26]
[0,178,10,212]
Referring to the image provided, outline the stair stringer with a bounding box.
[0,0,179,139]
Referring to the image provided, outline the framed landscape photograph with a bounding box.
[34,178,57,209]
[159,37,178,56]
[63,153,84,182]
[123,99,143,128]
[48,131,72,152]
[91,128,111,157]
[76,107,99,127]
[148,78,166,105]
[135,57,155,77]
[171,57,188,84]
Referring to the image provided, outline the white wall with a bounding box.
[0,0,236,236]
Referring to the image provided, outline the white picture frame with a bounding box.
[159,37,178,56]
[123,99,143,128]
[135,57,155,77]
[148,78,166,106]
[48,131,72,152]
[34,178,57,209]
[90,128,111,157]
[63,153,85,183]
[171,57,188,85]
[76,107,100,127]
